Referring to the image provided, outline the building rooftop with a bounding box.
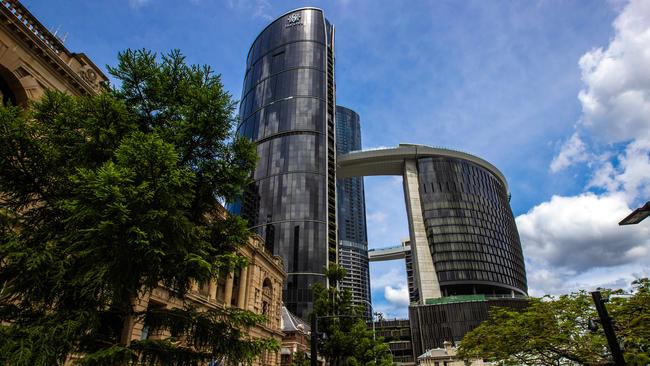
[281,306,310,333]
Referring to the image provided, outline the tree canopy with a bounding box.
[457,278,650,366]
[0,49,272,365]
[311,265,393,366]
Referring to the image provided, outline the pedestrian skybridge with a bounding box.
[367,245,411,262]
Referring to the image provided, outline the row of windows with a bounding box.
[437,270,525,289]
[254,221,328,273]
[420,178,507,206]
[424,211,515,235]
[253,133,325,179]
[238,97,325,141]
[339,239,368,250]
[421,201,512,226]
[420,192,509,213]
[240,69,325,120]
[429,231,522,256]
[243,172,327,225]
[243,41,325,95]
[418,157,504,189]
[434,259,524,281]
[433,247,525,275]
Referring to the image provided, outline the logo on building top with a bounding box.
[286,12,303,28]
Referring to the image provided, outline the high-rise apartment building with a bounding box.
[335,106,371,315]
[233,8,336,318]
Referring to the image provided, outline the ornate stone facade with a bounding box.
[0,0,107,104]
[127,224,286,366]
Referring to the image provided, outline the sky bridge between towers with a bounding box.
[367,244,411,262]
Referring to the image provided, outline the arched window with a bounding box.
[0,66,28,107]
[262,278,272,316]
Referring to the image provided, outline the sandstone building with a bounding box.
[0,0,107,103]
[1,1,286,364]
[127,224,286,366]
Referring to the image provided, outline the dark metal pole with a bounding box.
[311,316,318,366]
[591,291,625,365]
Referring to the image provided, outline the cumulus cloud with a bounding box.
[577,0,650,142]
[371,265,406,289]
[550,133,589,172]
[517,193,650,273]
[526,264,647,297]
[535,0,650,296]
[587,138,650,202]
[551,0,650,172]
[369,262,409,318]
[384,285,409,307]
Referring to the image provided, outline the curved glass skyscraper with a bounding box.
[335,106,371,315]
[416,157,527,297]
[234,8,336,318]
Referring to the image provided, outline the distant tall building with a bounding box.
[232,8,337,318]
[335,106,371,315]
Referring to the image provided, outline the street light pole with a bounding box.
[310,316,318,366]
[360,299,376,341]
[591,291,625,366]
[619,201,650,225]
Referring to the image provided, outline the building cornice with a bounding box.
[0,0,107,95]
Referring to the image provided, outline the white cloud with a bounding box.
[577,0,650,143]
[369,261,409,319]
[370,265,406,289]
[550,133,589,172]
[587,138,650,202]
[517,193,650,273]
[532,0,650,297]
[526,263,648,297]
[384,285,409,307]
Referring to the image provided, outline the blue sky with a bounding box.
[24,0,650,318]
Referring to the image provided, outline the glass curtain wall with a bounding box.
[416,157,528,296]
[233,8,335,318]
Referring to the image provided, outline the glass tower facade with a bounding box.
[416,157,527,297]
[335,106,371,315]
[233,8,337,318]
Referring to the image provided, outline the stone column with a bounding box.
[236,266,249,309]
[223,273,234,306]
[209,278,218,302]
[403,159,442,302]
[190,280,199,293]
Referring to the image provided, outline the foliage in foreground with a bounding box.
[311,265,393,366]
[457,278,650,366]
[289,350,310,366]
[0,49,271,365]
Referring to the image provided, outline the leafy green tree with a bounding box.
[456,279,650,365]
[311,265,393,366]
[609,278,650,365]
[289,350,310,366]
[0,49,273,365]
